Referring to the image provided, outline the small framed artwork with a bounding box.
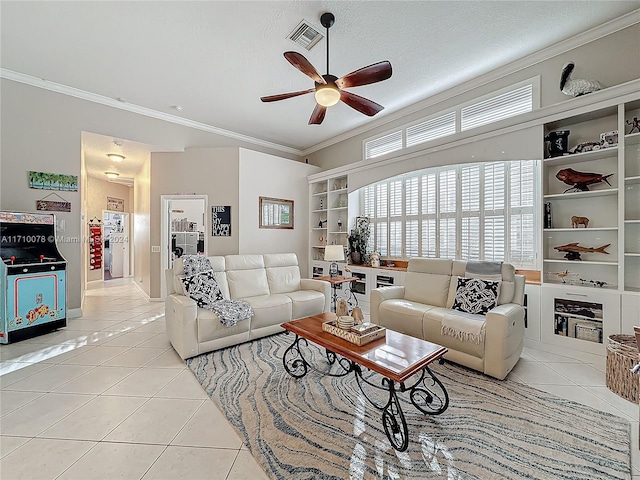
[212,206,231,236]
[107,197,124,212]
[259,197,294,229]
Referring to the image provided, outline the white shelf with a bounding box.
[311,209,327,213]
[545,279,618,290]
[544,259,618,266]
[312,191,327,196]
[329,188,348,194]
[544,188,618,200]
[626,132,640,146]
[625,176,640,184]
[553,310,603,322]
[311,227,327,231]
[543,227,617,232]
[625,220,640,224]
[625,253,640,257]
[329,207,347,211]
[543,147,618,166]
[312,245,326,248]
[626,286,640,293]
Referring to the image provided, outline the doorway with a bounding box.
[161,195,208,298]
[103,211,130,280]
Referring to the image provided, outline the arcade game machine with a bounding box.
[0,212,67,344]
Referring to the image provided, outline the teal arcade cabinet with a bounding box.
[0,212,67,344]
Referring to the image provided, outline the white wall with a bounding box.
[238,149,319,277]
[133,157,151,296]
[0,80,302,309]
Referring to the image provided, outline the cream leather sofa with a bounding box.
[370,258,525,380]
[165,253,330,359]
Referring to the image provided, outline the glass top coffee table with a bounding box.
[281,312,449,452]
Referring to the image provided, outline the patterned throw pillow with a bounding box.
[181,270,224,309]
[451,277,500,315]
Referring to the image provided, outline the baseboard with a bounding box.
[67,307,83,319]
[132,281,163,302]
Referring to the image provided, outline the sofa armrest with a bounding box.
[370,286,405,325]
[300,278,331,313]
[165,293,199,359]
[484,303,525,379]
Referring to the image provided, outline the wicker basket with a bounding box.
[606,334,639,403]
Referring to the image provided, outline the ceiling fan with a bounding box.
[260,12,392,125]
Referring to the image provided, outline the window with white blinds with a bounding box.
[361,160,537,267]
[406,112,456,148]
[363,79,535,160]
[461,84,533,131]
[364,130,403,159]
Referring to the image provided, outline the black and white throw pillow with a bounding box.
[451,277,500,315]
[181,270,224,309]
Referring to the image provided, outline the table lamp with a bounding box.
[324,245,344,278]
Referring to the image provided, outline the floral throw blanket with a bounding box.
[180,256,253,327]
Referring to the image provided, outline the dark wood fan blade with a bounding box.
[260,89,314,102]
[336,61,392,89]
[309,104,327,125]
[284,51,326,84]
[340,90,384,116]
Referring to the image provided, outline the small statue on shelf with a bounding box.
[549,270,578,284]
[571,216,589,228]
[337,218,343,231]
[627,117,640,134]
[556,168,613,193]
[554,242,610,261]
[318,219,327,228]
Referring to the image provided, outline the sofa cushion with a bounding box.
[243,294,292,329]
[266,266,301,294]
[404,258,452,307]
[284,290,325,319]
[197,308,250,343]
[450,260,515,305]
[451,277,500,315]
[225,255,270,299]
[378,299,435,338]
[182,271,224,309]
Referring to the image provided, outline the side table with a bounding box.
[315,275,358,313]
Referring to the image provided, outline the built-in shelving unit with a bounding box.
[309,174,349,264]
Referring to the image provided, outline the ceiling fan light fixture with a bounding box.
[315,84,340,107]
[107,153,125,163]
[104,171,119,179]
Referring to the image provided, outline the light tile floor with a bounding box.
[0,279,637,479]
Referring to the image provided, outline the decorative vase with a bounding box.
[350,252,362,264]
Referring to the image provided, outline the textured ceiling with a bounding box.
[2,1,639,161]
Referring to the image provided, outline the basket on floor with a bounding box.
[606,334,639,403]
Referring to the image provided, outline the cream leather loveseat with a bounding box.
[370,258,525,380]
[165,253,330,359]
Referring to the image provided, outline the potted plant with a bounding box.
[347,216,370,265]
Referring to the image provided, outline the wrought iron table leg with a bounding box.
[381,378,409,452]
[404,365,449,415]
[282,334,310,378]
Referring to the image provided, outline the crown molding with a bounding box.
[301,8,640,156]
[0,69,303,157]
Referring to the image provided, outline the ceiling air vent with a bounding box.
[287,20,323,51]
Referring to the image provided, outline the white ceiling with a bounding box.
[2,1,639,160]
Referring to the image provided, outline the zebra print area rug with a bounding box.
[187,333,631,480]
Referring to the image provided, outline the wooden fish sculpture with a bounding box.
[556,168,613,193]
[554,242,610,261]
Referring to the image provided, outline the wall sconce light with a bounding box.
[105,171,120,179]
[107,154,125,163]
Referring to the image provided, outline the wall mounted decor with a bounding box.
[212,206,231,236]
[28,171,78,191]
[259,197,293,229]
[36,193,71,212]
[106,197,124,212]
